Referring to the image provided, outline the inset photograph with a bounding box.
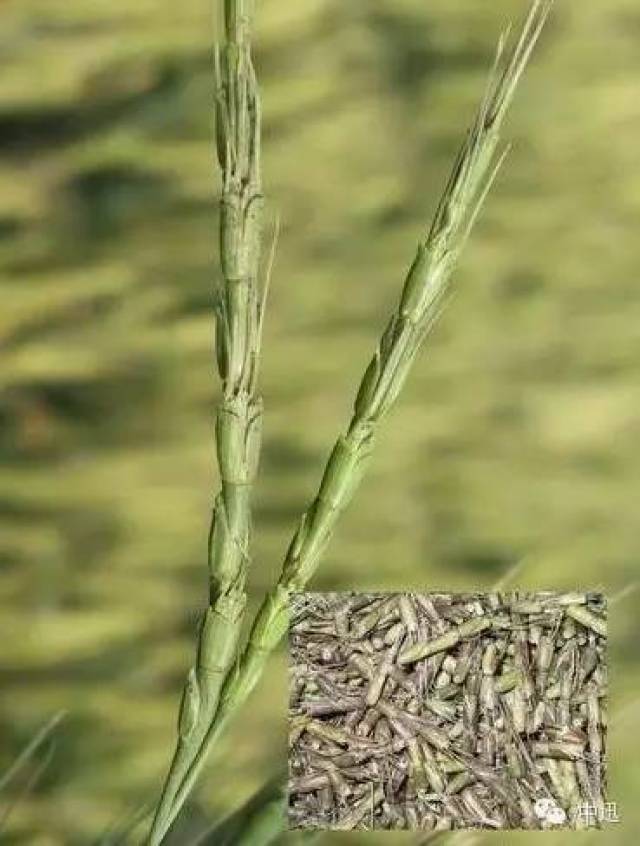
[287,591,607,831]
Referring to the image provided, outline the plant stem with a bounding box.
[155,0,553,837]
[148,0,265,841]
[192,773,286,846]
[0,711,66,795]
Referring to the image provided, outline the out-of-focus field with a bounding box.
[0,0,638,843]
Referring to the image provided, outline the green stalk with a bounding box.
[148,1,265,841]
[158,0,553,837]
[192,773,286,846]
[0,711,66,837]
[0,711,66,796]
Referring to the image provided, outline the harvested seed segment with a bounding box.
[287,591,607,831]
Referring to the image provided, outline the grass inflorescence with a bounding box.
[149,1,555,840]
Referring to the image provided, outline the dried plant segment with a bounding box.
[287,592,607,831]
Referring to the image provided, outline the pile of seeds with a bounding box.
[287,591,607,831]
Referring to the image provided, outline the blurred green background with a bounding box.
[0,0,638,843]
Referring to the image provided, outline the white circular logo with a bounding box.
[547,805,567,825]
[534,797,566,824]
